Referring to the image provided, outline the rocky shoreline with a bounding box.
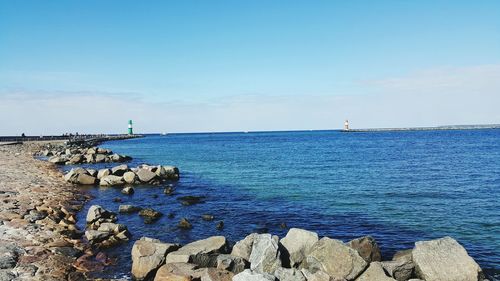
[0,140,494,281]
[0,141,89,280]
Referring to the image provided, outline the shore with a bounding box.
[0,141,88,280]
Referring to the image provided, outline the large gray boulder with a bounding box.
[63,167,88,182]
[249,234,282,274]
[305,237,367,280]
[280,228,318,268]
[347,236,381,263]
[75,173,97,185]
[274,267,306,281]
[97,168,111,180]
[356,262,397,281]
[94,154,106,163]
[99,175,125,186]
[231,233,258,261]
[111,164,129,176]
[48,155,67,164]
[136,168,158,183]
[233,269,275,281]
[165,236,229,267]
[156,165,180,180]
[412,237,484,281]
[123,171,137,184]
[382,259,414,281]
[131,237,181,280]
[216,254,248,274]
[86,205,117,229]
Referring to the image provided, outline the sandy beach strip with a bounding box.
[0,141,89,280]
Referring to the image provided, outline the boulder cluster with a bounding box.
[130,229,486,281]
[63,164,180,186]
[85,205,130,249]
[40,145,132,165]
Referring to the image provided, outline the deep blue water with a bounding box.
[74,129,500,279]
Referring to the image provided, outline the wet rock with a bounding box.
[121,186,134,195]
[233,269,275,281]
[163,186,174,195]
[99,175,125,186]
[86,205,116,228]
[280,228,318,268]
[119,205,141,214]
[136,169,158,183]
[412,237,484,281]
[216,221,224,230]
[123,171,137,184]
[165,236,229,267]
[202,214,215,221]
[356,261,397,281]
[178,218,193,229]
[347,235,381,263]
[217,254,248,274]
[113,197,123,203]
[97,168,111,180]
[274,267,306,281]
[139,208,163,222]
[231,233,259,261]
[131,237,181,280]
[249,234,282,274]
[178,196,206,206]
[305,237,367,280]
[111,164,129,176]
[156,165,180,180]
[154,262,200,281]
[382,259,414,281]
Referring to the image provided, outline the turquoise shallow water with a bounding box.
[75,129,500,279]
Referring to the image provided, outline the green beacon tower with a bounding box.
[128,120,133,135]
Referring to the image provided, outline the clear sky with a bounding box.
[1,0,499,135]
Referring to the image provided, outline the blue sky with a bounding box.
[1,0,499,134]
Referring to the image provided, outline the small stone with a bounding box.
[121,186,134,195]
[178,218,192,229]
[178,196,206,206]
[216,221,224,230]
[202,214,215,221]
[163,186,174,195]
[119,205,141,214]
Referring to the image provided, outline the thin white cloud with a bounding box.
[1,64,499,135]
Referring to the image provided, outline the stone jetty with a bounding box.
[39,144,132,165]
[130,230,487,281]
[63,164,180,185]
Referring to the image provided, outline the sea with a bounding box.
[70,129,500,279]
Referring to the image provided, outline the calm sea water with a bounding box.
[74,129,500,279]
